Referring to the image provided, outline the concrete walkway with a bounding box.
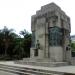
[0,70,18,75]
[0,61,75,74]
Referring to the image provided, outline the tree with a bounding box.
[20,29,31,57]
[0,30,5,55]
[0,26,18,56]
[23,34,31,57]
[20,29,29,38]
[13,40,24,59]
[71,43,75,51]
[0,27,31,60]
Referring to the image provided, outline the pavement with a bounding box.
[0,61,75,74]
[0,70,18,75]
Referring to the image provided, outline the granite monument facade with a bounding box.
[30,2,71,62]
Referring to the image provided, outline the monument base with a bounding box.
[16,58,69,67]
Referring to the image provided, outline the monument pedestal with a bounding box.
[17,57,69,67]
[30,48,44,59]
[49,47,64,62]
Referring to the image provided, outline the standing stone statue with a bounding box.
[36,40,40,49]
[34,40,40,56]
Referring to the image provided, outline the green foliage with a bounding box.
[13,38,24,58]
[0,26,18,56]
[23,34,31,57]
[71,43,75,51]
[0,27,32,60]
[20,29,31,57]
[20,29,29,38]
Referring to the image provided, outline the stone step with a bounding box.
[23,58,55,62]
[16,60,68,67]
[0,64,53,75]
[18,58,69,67]
[0,62,74,75]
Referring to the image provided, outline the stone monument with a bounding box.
[30,2,71,63]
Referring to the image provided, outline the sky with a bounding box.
[0,0,75,35]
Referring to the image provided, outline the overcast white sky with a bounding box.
[0,0,75,35]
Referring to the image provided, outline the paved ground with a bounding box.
[0,61,75,74]
[0,70,18,75]
[0,61,18,75]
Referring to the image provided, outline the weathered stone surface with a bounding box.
[30,2,71,62]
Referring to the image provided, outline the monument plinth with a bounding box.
[31,2,71,62]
